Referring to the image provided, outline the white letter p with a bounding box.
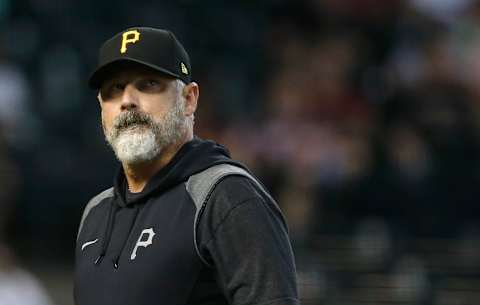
[131,228,155,260]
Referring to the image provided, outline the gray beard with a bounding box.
[103,101,185,165]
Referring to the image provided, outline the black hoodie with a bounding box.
[74,137,299,305]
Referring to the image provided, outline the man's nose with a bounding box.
[120,84,139,111]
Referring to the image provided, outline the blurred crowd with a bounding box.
[1,0,480,304]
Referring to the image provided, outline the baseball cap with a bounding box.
[88,27,191,89]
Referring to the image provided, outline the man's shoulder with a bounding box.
[87,187,115,206]
[187,164,276,266]
[210,175,264,204]
[187,163,278,221]
[83,187,115,218]
[77,187,114,240]
[186,163,266,209]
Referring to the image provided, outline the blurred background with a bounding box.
[1,0,480,304]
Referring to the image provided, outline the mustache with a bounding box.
[113,111,154,131]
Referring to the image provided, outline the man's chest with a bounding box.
[74,189,203,305]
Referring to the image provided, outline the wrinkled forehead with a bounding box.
[100,61,176,86]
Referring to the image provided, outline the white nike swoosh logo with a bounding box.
[81,239,99,251]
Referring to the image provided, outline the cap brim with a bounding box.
[88,57,181,89]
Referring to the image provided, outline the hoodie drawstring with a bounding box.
[94,202,118,265]
[112,204,140,269]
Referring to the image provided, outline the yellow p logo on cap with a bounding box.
[120,30,141,54]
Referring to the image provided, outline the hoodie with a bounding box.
[74,137,299,305]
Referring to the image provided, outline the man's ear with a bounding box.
[97,92,103,107]
[183,82,199,116]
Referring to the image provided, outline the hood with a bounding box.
[113,136,243,206]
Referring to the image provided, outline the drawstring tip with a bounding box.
[94,254,104,265]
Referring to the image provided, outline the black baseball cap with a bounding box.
[88,27,192,89]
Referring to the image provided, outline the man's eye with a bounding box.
[113,83,124,90]
[142,79,160,88]
[146,80,159,87]
[100,83,124,100]
[105,83,124,93]
[137,79,164,91]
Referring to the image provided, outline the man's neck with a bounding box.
[122,134,192,193]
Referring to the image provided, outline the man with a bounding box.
[74,27,299,305]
